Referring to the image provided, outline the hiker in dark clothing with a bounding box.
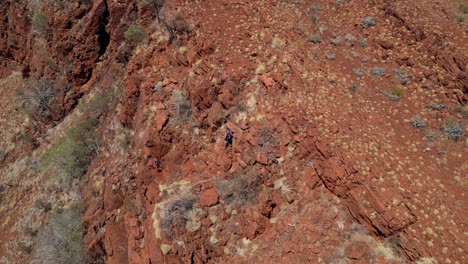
[224,129,233,149]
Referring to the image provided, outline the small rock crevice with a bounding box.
[96,0,110,60]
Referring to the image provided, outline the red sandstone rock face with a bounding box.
[0,0,467,263]
[199,188,219,207]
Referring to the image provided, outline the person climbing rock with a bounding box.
[224,129,233,149]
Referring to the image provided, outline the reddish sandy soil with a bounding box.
[0,0,466,263]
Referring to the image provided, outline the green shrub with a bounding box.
[32,206,85,264]
[32,12,48,32]
[124,25,146,43]
[42,117,100,188]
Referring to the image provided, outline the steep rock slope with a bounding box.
[0,0,466,263]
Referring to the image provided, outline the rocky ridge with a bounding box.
[0,0,466,263]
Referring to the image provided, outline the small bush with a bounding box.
[310,4,321,11]
[0,148,5,161]
[77,89,111,116]
[442,122,464,141]
[410,116,426,128]
[172,93,192,122]
[425,130,439,141]
[426,102,445,111]
[330,37,342,46]
[308,34,321,43]
[359,39,368,47]
[160,196,196,236]
[353,68,364,77]
[345,34,356,42]
[215,174,260,207]
[148,0,166,21]
[362,16,376,27]
[258,126,278,148]
[24,226,39,237]
[383,86,404,100]
[393,68,410,85]
[348,85,360,92]
[31,207,85,264]
[326,53,336,60]
[32,12,48,32]
[42,117,100,188]
[454,105,468,118]
[34,198,52,212]
[336,0,346,5]
[311,14,319,24]
[459,4,468,14]
[16,79,58,122]
[372,67,386,76]
[124,25,146,43]
[163,13,190,42]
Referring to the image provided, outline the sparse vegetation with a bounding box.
[163,13,191,43]
[124,25,146,43]
[348,85,360,92]
[454,105,468,118]
[16,79,58,123]
[34,198,52,212]
[42,117,100,188]
[426,102,445,111]
[425,130,439,141]
[215,173,260,207]
[307,34,321,43]
[359,39,368,47]
[459,3,468,14]
[330,37,342,46]
[147,0,166,22]
[31,206,85,264]
[0,148,5,161]
[77,88,112,116]
[410,116,426,128]
[258,126,278,148]
[345,34,356,42]
[172,92,192,122]
[353,68,364,77]
[159,196,196,236]
[32,12,48,32]
[362,16,376,27]
[326,53,336,60]
[383,86,405,100]
[310,4,321,11]
[442,122,464,141]
[372,67,386,76]
[393,68,410,85]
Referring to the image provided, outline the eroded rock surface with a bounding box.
[0,0,466,263]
